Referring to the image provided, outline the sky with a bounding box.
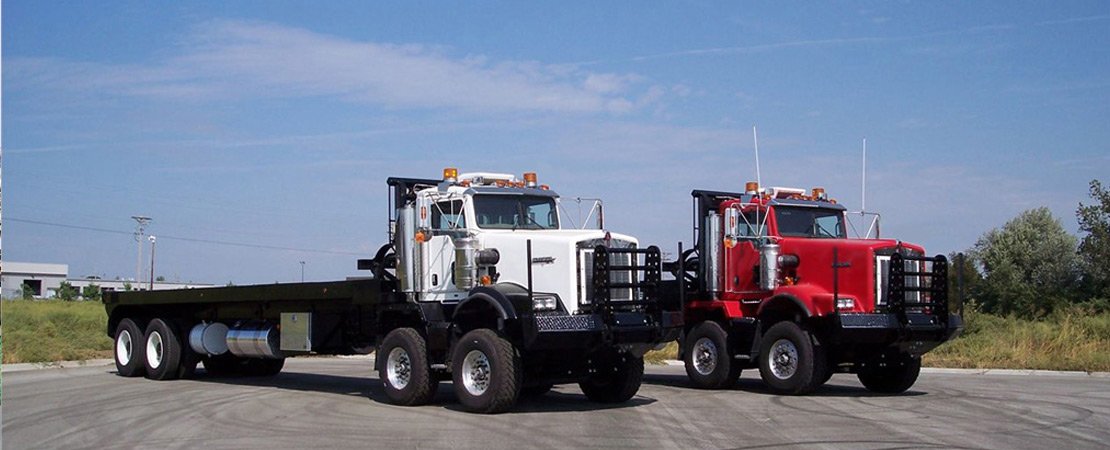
[3,1,1109,285]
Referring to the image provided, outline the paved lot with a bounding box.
[3,357,1108,449]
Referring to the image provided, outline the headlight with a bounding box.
[532,294,558,311]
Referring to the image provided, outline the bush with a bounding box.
[2,300,113,363]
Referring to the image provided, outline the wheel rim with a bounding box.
[461,349,491,396]
[116,330,133,366]
[386,347,411,390]
[692,337,718,376]
[769,338,798,380]
[146,331,164,370]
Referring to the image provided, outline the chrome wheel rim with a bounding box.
[461,350,491,396]
[116,330,133,366]
[386,347,411,390]
[769,338,798,380]
[146,331,164,370]
[692,337,718,376]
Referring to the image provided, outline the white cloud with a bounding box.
[7,20,659,114]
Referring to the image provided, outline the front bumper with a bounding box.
[831,312,964,355]
[521,310,683,351]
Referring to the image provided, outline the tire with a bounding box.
[520,383,554,398]
[143,318,183,380]
[379,328,437,406]
[451,329,521,414]
[758,321,823,395]
[683,321,743,389]
[113,318,146,377]
[579,354,644,403]
[857,353,921,394]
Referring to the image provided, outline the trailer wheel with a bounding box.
[857,353,921,394]
[143,318,183,380]
[683,321,742,389]
[580,354,644,403]
[379,328,437,406]
[757,321,824,394]
[114,318,146,377]
[451,329,521,413]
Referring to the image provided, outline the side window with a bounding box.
[737,210,762,237]
[431,200,466,229]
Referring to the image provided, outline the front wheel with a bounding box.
[857,353,921,394]
[580,354,644,403]
[379,328,437,406]
[683,321,742,389]
[757,321,824,395]
[451,329,521,414]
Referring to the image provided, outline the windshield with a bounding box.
[473,195,559,229]
[774,206,846,238]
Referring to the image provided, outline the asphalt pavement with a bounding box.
[2,357,1108,449]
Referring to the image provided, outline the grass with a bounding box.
[3,300,1108,372]
[2,299,114,364]
[646,309,1110,372]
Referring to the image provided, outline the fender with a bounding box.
[453,285,522,322]
[756,293,812,320]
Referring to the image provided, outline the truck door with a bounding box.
[425,199,468,301]
[724,206,766,294]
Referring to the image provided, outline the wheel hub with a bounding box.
[386,347,412,389]
[461,350,491,396]
[116,330,133,366]
[769,339,798,380]
[146,332,164,369]
[692,337,718,376]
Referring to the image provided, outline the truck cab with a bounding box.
[676,183,962,394]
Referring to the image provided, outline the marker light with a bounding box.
[812,187,827,201]
[745,181,759,195]
[480,275,492,286]
[523,172,538,188]
[414,230,427,243]
[443,167,458,182]
[836,298,855,309]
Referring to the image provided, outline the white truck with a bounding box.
[105,168,681,413]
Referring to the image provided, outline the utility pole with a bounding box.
[149,235,157,290]
[131,216,152,283]
[300,261,306,282]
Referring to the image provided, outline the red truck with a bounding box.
[671,182,962,394]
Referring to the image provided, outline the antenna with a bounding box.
[753,125,762,188]
[861,138,867,212]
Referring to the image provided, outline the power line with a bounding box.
[6,217,366,256]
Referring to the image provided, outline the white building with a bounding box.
[2,261,214,299]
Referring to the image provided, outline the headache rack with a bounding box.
[590,245,662,325]
[886,253,948,326]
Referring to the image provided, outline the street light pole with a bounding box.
[300,261,306,282]
[131,216,151,283]
[149,235,157,290]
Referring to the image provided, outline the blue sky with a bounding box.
[3,2,1109,284]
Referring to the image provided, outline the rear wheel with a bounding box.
[114,318,146,377]
[857,353,921,394]
[451,329,521,414]
[684,321,742,389]
[580,354,644,403]
[379,328,437,406]
[758,321,824,394]
[143,318,183,380]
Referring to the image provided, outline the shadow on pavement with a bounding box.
[642,372,928,397]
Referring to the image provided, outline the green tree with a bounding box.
[56,281,78,301]
[81,284,102,301]
[19,283,35,300]
[973,207,1079,318]
[946,251,982,314]
[1077,179,1110,301]
[123,282,133,292]
[155,275,166,282]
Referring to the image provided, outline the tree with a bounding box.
[972,207,1079,318]
[1077,179,1110,300]
[81,284,102,301]
[19,283,35,300]
[123,282,133,292]
[946,251,982,314]
[155,275,166,282]
[56,281,78,301]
